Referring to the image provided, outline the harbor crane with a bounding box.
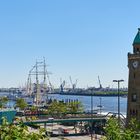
[98,76,102,89]
[60,78,66,92]
[69,76,78,90]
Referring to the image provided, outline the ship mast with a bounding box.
[43,57,47,99]
[26,58,52,106]
[36,60,40,106]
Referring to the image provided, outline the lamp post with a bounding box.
[91,93,93,140]
[99,97,102,115]
[113,79,124,126]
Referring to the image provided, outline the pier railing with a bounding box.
[104,112,126,127]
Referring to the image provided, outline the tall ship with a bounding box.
[24,58,127,101]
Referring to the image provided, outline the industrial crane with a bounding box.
[60,78,66,92]
[69,76,78,90]
[98,76,102,89]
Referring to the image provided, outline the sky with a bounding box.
[0,0,139,88]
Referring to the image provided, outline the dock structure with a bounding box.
[23,117,107,125]
[17,117,107,132]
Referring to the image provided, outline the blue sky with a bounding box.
[0,0,139,88]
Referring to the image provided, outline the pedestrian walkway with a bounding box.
[50,134,104,140]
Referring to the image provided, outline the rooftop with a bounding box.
[133,28,140,45]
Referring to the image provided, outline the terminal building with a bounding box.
[127,28,140,124]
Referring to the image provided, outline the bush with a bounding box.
[0,117,49,140]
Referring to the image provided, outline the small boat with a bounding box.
[97,105,103,108]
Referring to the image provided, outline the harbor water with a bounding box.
[0,92,127,115]
[48,94,127,115]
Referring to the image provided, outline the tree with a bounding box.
[0,97,8,108]
[30,105,38,111]
[47,100,84,118]
[103,117,121,140]
[103,117,140,140]
[47,100,67,118]
[67,101,83,114]
[15,98,27,111]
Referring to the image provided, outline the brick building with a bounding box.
[127,28,140,124]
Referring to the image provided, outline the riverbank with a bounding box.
[52,91,128,97]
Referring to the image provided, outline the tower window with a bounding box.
[130,109,132,115]
[133,110,135,115]
[131,94,137,102]
[137,48,139,52]
[134,73,135,79]
[136,110,138,116]
[130,109,138,116]
[134,47,140,53]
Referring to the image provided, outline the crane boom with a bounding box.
[69,76,78,90]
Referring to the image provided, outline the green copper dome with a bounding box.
[133,28,140,45]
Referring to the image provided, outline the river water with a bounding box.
[48,94,127,115]
[0,92,127,115]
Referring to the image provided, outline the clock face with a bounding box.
[133,61,138,68]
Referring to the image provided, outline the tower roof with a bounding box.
[133,28,140,45]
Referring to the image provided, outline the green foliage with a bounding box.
[15,98,27,110]
[128,118,140,133]
[48,101,67,117]
[47,100,83,117]
[104,118,121,140]
[0,97,8,108]
[67,101,83,114]
[0,117,49,140]
[103,117,140,140]
[30,105,38,111]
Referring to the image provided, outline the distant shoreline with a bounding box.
[49,92,128,97]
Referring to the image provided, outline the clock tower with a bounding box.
[127,28,140,124]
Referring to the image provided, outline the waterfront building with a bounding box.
[127,28,140,124]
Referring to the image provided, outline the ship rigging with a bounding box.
[27,58,53,106]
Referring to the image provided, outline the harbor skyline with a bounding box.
[0,1,139,88]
